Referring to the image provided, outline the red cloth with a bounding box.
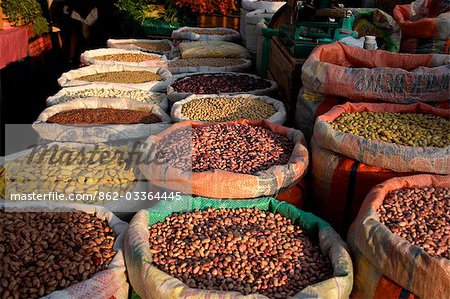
[0,27,28,69]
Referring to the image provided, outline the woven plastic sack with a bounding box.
[294,89,342,141]
[125,197,353,299]
[106,39,176,59]
[58,65,173,92]
[33,98,171,143]
[139,119,308,199]
[245,10,275,54]
[80,48,168,68]
[350,8,401,52]
[167,72,278,102]
[168,57,252,74]
[179,41,251,59]
[393,0,450,40]
[347,174,450,299]
[1,201,129,299]
[171,94,287,124]
[171,27,240,42]
[401,36,450,54]
[313,102,450,174]
[301,42,450,103]
[46,84,169,112]
[241,0,286,11]
[310,139,414,236]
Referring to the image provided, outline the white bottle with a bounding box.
[364,36,377,50]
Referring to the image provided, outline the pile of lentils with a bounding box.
[149,208,333,298]
[171,74,272,94]
[94,53,159,62]
[378,186,450,259]
[330,112,450,147]
[169,58,246,68]
[121,42,171,52]
[78,71,162,84]
[155,123,294,175]
[47,108,161,125]
[180,96,277,122]
[0,211,116,298]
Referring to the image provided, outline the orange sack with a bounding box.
[347,174,450,299]
[310,102,450,235]
[301,42,450,103]
[139,120,309,199]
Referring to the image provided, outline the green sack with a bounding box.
[125,197,354,299]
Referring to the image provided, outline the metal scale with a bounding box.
[280,0,355,58]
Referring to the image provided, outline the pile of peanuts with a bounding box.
[4,145,137,200]
[78,71,162,84]
[171,74,272,94]
[330,112,450,147]
[122,42,171,52]
[0,211,116,298]
[378,186,450,259]
[181,29,233,35]
[52,88,165,105]
[180,96,277,121]
[149,207,333,298]
[155,123,294,175]
[94,53,160,62]
[169,58,246,68]
[47,108,162,125]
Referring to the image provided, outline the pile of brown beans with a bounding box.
[0,211,116,298]
[378,186,450,259]
[78,71,162,84]
[181,29,233,35]
[94,53,159,62]
[47,108,161,125]
[330,112,450,147]
[122,42,171,52]
[169,58,246,68]
[149,207,333,298]
[171,74,272,94]
[180,96,277,121]
[155,123,294,175]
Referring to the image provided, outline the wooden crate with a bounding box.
[268,36,305,116]
[197,14,240,31]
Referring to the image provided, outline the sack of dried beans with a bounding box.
[311,102,450,235]
[348,174,450,299]
[125,197,353,299]
[172,27,240,42]
[81,48,168,68]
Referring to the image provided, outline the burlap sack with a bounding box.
[179,41,250,59]
[107,39,176,58]
[172,27,240,42]
[168,57,252,74]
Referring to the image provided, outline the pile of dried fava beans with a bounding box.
[47,108,161,125]
[51,88,165,105]
[330,112,450,147]
[181,29,234,35]
[0,211,116,298]
[180,96,277,122]
[149,207,333,298]
[4,145,137,200]
[94,53,160,62]
[378,186,450,259]
[78,71,162,84]
[155,123,293,175]
[169,58,246,68]
[171,74,272,94]
[120,42,171,52]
